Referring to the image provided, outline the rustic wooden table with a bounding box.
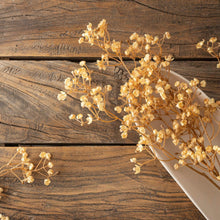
[0,1,219,219]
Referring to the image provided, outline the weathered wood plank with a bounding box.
[0,0,219,58]
[171,61,220,99]
[0,60,219,144]
[0,146,204,219]
[0,60,137,144]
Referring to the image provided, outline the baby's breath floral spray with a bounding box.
[58,19,220,188]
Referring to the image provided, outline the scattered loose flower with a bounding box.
[0,147,58,187]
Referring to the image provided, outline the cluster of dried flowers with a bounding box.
[196,37,220,68]
[0,147,57,218]
[58,19,220,185]
[0,213,9,220]
[0,147,57,193]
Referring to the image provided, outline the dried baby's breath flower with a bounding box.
[209,37,217,43]
[196,39,205,49]
[200,80,206,87]
[121,132,128,139]
[0,147,58,187]
[130,158,137,163]
[48,169,54,176]
[69,114,76,120]
[76,114,83,120]
[39,152,46,158]
[45,153,51,160]
[86,114,93,124]
[174,164,179,170]
[111,40,121,53]
[64,78,73,90]
[57,91,67,101]
[105,85,112,91]
[164,32,171,39]
[79,61,86,66]
[114,106,122,113]
[0,214,9,220]
[44,178,51,186]
[196,37,220,69]
[48,162,54,169]
[59,20,220,185]
[133,165,141,174]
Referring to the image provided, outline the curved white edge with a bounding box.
[133,69,220,220]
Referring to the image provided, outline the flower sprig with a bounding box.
[0,147,57,188]
[58,19,220,187]
[0,213,9,220]
[196,37,220,68]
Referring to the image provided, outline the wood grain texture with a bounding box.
[0,60,219,144]
[0,0,219,58]
[0,60,137,144]
[0,146,205,220]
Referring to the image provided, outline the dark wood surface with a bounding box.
[0,0,219,219]
[0,146,203,220]
[0,0,219,58]
[0,60,219,144]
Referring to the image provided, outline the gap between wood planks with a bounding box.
[0,57,217,62]
[3,143,137,147]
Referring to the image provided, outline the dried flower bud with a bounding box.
[26,171,32,177]
[178,159,186,166]
[121,132,127,139]
[48,162,54,168]
[133,165,141,174]
[176,101,184,109]
[45,153,51,160]
[78,37,84,44]
[144,54,151,62]
[165,32,171,39]
[17,147,25,154]
[86,114,93,124]
[114,106,122,113]
[28,163,34,171]
[174,164,179,170]
[145,44,150,51]
[105,85,112,91]
[44,178,51,186]
[130,158,137,163]
[130,32,138,41]
[27,176,34,183]
[196,39,205,49]
[207,47,214,53]
[57,91,67,101]
[111,40,121,53]
[186,88,193,95]
[177,93,184,101]
[48,169,54,176]
[76,114,83,120]
[206,146,212,153]
[133,90,140,97]
[200,80,206,87]
[64,77,73,90]
[79,61,86,66]
[69,114,76,120]
[174,81,180,87]
[39,152,46,159]
[209,37,217,43]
